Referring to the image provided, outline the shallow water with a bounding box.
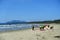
[0,24,40,32]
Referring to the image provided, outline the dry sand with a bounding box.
[0,24,60,40]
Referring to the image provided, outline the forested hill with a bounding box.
[28,19,60,24]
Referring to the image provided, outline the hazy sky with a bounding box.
[0,0,60,22]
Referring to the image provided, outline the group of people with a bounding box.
[32,25,53,31]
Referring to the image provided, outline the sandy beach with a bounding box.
[0,24,60,40]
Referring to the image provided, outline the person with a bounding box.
[50,26,53,29]
[45,25,50,30]
[32,25,34,30]
[39,25,45,31]
[48,25,50,28]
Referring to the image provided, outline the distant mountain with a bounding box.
[6,20,25,23]
[0,20,26,25]
[6,20,26,24]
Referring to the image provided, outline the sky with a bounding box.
[0,0,60,22]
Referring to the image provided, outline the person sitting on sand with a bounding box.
[39,25,45,31]
[44,25,50,30]
[50,26,53,29]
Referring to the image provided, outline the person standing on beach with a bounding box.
[32,25,34,30]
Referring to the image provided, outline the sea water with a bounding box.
[0,24,41,32]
